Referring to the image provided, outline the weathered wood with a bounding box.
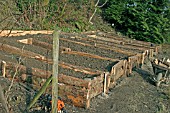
[96,43,136,56]
[103,73,108,95]
[95,32,160,53]
[149,49,154,58]
[0,43,100,75]
[78,36,148,52]
[110,60,127,86]
[0,61,92,89]
[61,38,136,56]
[0,30,53,37]
[98,32,153,46]
[152,63,170,71]
[82,34,159,54]
[0,43,50,63]
[162,61,170,67]
[89,74,105,99]
[1,61,6,77]
[59,62,102,75]
[2,60,51,78]
[17,38,71,52]
[58,74,91,88]
[61,38,93,47]
[62,51,119,62]
[87,35,124,45]
[128,55,139,72]
[33,83,90,108]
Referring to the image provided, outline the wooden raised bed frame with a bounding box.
[0,30,161,108]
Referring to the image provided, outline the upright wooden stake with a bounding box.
[52,30,59,113]
[103,73,107,95]
[1,61,6,78]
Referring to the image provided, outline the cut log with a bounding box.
[62,51,119,62]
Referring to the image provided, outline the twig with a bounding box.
[5,46,26,104]
[89,0,108,24]
[0,84,9,113]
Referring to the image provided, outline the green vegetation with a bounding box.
[102,0,170,43]
[0,0,112,32]
[1,0,170,43]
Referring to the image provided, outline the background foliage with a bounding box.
[1,0,170,43]
[0,0,111,32]
[102,0,170,43]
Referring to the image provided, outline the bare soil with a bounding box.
[0,34,170,113]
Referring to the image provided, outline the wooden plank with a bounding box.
[0,60,91,88]
[74,34,160,54]
[78,36,148,52]
[60,38,136,56]
[95,32,160,52]
[17,38,71,52]
[87,35,124,45]
[58,74,91,88]
[97,32,152,46]
[89,74,104,99]
[0,43,50,63]
[59,62,102,75]
[152,63,170,71]
[1,61,6,77]
[62,51,119,62]
[110,60,127,84]
[1,59,101,77]
[33,83,90,108]
[0,43,100,75]
[95,43,136,56]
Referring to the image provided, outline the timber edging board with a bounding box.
[0,30,161,108]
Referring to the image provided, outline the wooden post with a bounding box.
[52,30,59,113]
[1,61,6,78]
[103,73,107,95]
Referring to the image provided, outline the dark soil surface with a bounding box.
[0,34,170,113]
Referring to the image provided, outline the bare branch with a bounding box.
[89,0,108,24]
[95,0,100,7]
[98,0,108,8]
[89,8,97,25]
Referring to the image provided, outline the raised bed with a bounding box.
[0,30,161,108]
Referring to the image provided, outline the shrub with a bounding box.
[102,0,170,43]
